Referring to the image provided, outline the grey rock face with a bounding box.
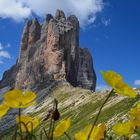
[77,48,96,90]
[55,9,66,20]
[28,18,41,45]
[0,64,19,89]
[0,10,96,91]
[41,14,53,42]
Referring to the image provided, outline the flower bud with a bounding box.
[52,108,60,121]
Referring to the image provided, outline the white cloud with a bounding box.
[0,0,104,26]
[134,80,140,86]
[0,42,10,50]
[0,0,31,21]
[0,43,11,65]
[26,0,104,26]
[0,51,11,59]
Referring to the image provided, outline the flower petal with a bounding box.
[113,122,134,137]
[22,91,36,105]
[54,117,71,137]
[19,101,36,108]
[16,116,39,132]
[101,70,137,98]
[114,81,136,98]
[74,123,106,140]
[4,89,36,108]
[4,89,22,101]
[4,89,23,108]
[0,103,9,119]
[100,70,123,88]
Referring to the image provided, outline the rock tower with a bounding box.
[0,10,96,91]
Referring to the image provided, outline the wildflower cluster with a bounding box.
[0,70,139,140]
[113,102,140,138]
[0,89,39,139]
[101,70,138,139]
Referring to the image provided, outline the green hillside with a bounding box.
[1,83,140,140]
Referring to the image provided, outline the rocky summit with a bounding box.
[0,10,96,91]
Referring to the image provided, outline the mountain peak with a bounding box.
[0,10,96,91]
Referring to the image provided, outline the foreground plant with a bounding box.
[113,121,134,138]
[100,70,137,98]
[129,102,140,120]
[0,89,39,139]
[53,117,71,138]
[0,70,138,140]
[0,102,9,119]
[75,123,106,140]
[4,89,36,108]
[16,116,40,132]
[112,113,140,139]
[112,101,140,139]
[87,70,137,140]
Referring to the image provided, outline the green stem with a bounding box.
[48,100,55,139]
[48,117,53,139]
[18,108,22,133]
[64,132,72,140]
[40,130,43,140]
[50,120,55,140]
[26,121,33,135]
[43,127,49,140]
[12,123,19,140]
[87,89,114,140]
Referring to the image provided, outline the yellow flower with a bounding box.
[137,102,140,108]
[101,70,136,98]
[131,119,140,128]
[93,123,106,140]
[100,70,123,87]
[74,123,106,140]
[129,102,140,128]
[129,108,140,119]
[0,102,9,119]
[4,89,36,108]
[16,116,39,132]
[113,122,134,137]
[75,125,100,140]
[129,102,140,119]
[74,125,90,140]
[53,117,71,137]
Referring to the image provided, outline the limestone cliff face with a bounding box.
[0,10,96,91]
[77,48,96,90]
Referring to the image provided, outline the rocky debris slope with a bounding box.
[0,10,96,91]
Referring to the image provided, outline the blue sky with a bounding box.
[0,0,140,90]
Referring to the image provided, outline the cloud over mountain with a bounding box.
[0,0,31,21]
[0,0,104,26]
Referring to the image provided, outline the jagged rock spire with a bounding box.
[0,10,96,91]
[55,9,66,20]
